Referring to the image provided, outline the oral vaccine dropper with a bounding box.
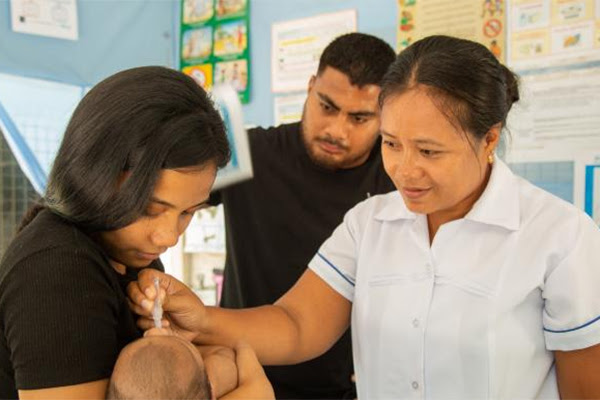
[152,277,163,328]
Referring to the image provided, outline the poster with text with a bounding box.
[271,9,357,92]
[506,67,600,156]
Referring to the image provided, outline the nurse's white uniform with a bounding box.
[309,159,600,399]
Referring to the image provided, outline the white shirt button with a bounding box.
[412,318,420,328]
[412,381,419,390]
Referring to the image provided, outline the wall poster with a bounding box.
[180,0,251,103]
[397,0,507,62]
[271,9,357,92]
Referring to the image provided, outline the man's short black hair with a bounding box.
[317,32,396,87]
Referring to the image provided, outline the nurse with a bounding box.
[130,36,600,399]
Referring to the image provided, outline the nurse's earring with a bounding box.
[488,153,494,165]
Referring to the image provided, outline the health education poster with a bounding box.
[179,0,251,103]
[503,0,600,160]
[271,9,357,92]
[397,0,507,62]
[508,0,600,71]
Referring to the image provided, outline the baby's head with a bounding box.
[107,333,212,400]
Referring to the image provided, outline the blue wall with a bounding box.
[0,0,397,126]
[0,0,177,85]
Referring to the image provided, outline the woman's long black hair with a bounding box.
[20,66,230,232]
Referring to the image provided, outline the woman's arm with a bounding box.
[197,269,352,364]
[3,250,123,400]
[19,379,108,400]
[129,269,352,365]
[555,343,600,399]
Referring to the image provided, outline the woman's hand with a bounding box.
[132,269,351,366]
[127,269,207,343]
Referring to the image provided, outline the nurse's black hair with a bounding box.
[379,35,520,140]
[20,66,230,232]
[317,32,396,87]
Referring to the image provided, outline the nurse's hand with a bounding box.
[127,269,207,343]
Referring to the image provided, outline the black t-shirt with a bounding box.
[0,209,163,399]
[212,122,395,399]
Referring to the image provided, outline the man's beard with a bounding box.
[300,123,364,171]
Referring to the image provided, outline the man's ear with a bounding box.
[307,75,316,92]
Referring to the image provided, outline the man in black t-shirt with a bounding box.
[211,33,397,399]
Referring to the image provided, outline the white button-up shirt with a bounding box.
[309,159,600,399]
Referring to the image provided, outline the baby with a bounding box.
[106,329,268,400]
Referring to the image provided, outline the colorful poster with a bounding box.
[179,0,251,103]
[215,0,247,19]
[213,19,247,57]
[10,0,78,40]
[396,0,507,62]
[183,0,213,24]
[182,64,213,88]
[214,59,248,93]
[508,0,600,70]
[271,9,357,92]
[182,26,213,60]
